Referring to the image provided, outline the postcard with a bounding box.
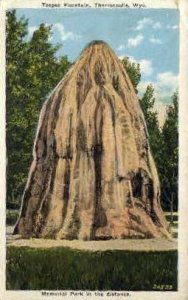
[0,0,188,299]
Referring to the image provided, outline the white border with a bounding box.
[0,7,6,299]
[0,0,188,299]
[179,0,188,296]
[1,0,178,9]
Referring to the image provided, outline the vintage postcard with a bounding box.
[0,0,188,299]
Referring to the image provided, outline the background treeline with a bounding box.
[122,58,178,213]
[6,10,178,212]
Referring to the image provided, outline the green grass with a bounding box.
[6,246,177,291]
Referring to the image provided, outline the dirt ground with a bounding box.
[7,235,177,252]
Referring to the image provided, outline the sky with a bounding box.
[16,8,179,126]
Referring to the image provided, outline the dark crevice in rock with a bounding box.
[92,143,103,238]
[65,112,73,160]
[61,160,71,224]
[36,156,58,235]
[112,74,119,91]
[131,172,142,198]
[94,61,106,86]
[66,204,81,240]
[77,118,87,152]
[76,67,92,111]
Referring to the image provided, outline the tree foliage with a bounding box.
[139,84,163,165]
[121,57,141,93]
[6,10,71,207]
[122,56,178,211]
[160,92,178,211]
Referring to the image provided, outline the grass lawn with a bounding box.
[6,246,177,291]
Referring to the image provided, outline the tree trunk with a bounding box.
[170,192,174,225]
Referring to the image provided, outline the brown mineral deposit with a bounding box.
[14,41,170,240]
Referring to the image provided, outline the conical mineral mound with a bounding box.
[14,41,170,240]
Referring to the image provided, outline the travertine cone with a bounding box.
[14,41,170,240]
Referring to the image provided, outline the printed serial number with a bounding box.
[153,284,173,290]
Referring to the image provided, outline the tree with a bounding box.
[160,91,178,212]
[6,10,29,207]
[121,60,161,159]
[122,56,178,212]
[139,84,162,164]
[121,57,141,92]
[6,10,71,208]
[122,59,162,177]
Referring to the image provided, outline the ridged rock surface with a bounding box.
[14,41,170,240]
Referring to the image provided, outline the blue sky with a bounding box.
[16,8,179,125]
